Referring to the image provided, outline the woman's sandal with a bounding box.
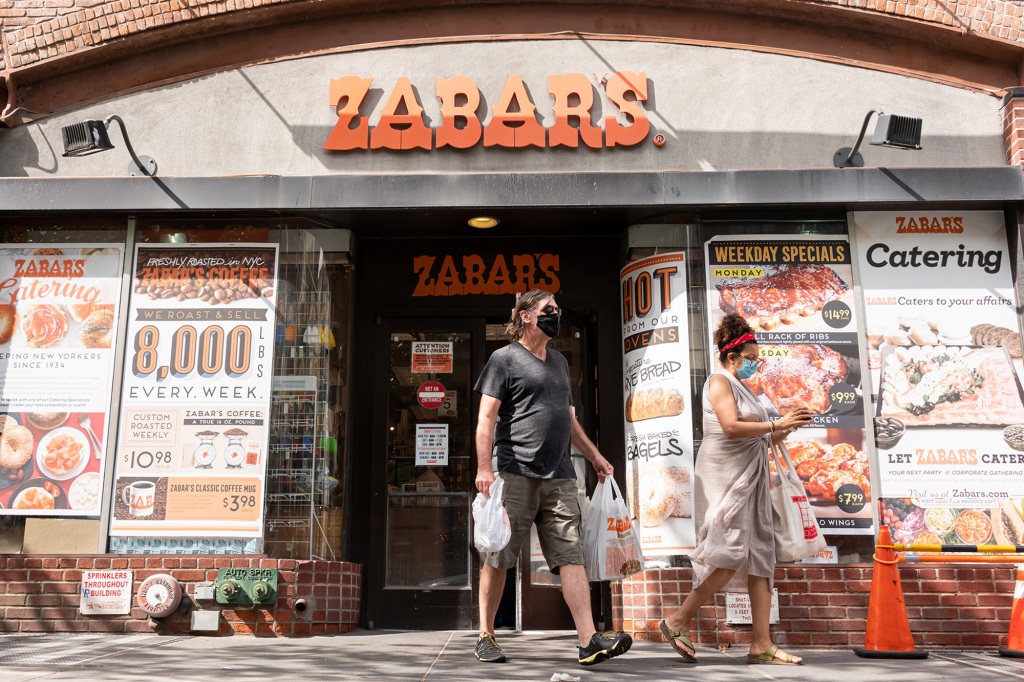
[659,620,697,663]
[747,644,803,665]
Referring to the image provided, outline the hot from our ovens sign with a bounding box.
[324,72,651,151]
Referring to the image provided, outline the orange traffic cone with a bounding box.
[999,565,1024,657]
[853,525,928,659]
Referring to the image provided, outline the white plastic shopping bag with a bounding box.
[581,477,645,581]
[473,477,511,552]
[770,442,827,562]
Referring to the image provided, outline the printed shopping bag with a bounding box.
[472,477,511,552]
[581,477,646,581]
[770,442,827,562]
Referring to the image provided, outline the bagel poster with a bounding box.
[620,253,695,556]
[705,236,873,534]
[0,244,123,516]
[854,211,1024,549]
[109,245,278,538]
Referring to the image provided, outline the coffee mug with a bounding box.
[122,481,156,518]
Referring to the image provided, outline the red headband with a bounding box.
[720,332,755,353]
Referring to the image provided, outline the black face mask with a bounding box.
[536,314,561,338]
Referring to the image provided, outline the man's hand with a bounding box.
[476,468,496,496]
[591,453,614,482]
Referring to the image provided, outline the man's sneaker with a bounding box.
[578,631,633,666]
[474,634,507,663]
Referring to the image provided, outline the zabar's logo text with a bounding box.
[413,253,560,297]
[895,215,964,234]
[14,258,86,278]
[325,72,650,151]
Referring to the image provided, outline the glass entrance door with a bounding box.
[373,317,483,629]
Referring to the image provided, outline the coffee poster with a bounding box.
[620,252,695,556]
[854,211,1024,549]
[109,245,278,537]
[705,236,872,534]
[0,244,123,516]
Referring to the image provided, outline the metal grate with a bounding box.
[0,634,187,666]
[934,651,1024,680]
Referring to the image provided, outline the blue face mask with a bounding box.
[736,358,760,380]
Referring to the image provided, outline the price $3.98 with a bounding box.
[223,495,257,511]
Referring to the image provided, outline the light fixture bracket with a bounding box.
[834,109,922,168]
[60,115,157,176]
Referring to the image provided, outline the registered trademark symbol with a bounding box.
[653,133,666,147]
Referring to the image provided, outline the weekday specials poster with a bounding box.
[0,244,123,516]
[854,211,1024,548]
[109,244,278,537]
[705,236,872,534]
[620,253,695,556]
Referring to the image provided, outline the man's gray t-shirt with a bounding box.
[474,343,576,479]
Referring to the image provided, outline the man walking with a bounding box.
[473,289,632,666]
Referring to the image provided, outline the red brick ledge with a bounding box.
[1,0,1023,71]
[0,555,361,636]
[612,564,1015,649]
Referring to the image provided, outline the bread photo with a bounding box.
[625,387,685,423]
[0,304,15,345]
[26,412,68,430]
[993,500,1024,545]
[79,308,114,349]
[0,425,33,469]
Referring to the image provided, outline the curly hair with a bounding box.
[714,313,756,365]
[505,289,554,342]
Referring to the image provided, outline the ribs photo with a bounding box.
[716,264,849,331]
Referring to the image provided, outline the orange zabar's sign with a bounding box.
[325,72,650,151]
[414,253,560,296]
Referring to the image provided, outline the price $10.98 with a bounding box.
[123,450,173,469]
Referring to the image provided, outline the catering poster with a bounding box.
[705,236,872,534]
[854,210,1024,549]
[620,253,694,556]
[0,244,123,516]
[109,245,278,537]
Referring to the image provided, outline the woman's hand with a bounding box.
[776,407,815,433]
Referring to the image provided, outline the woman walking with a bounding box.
[660,313,812,665]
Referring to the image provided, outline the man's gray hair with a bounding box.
[505,289,553,341]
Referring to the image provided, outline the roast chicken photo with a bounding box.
[743,344,849,414]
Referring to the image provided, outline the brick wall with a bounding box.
[0,0,1022,72]
[1003,89,1024,167]
[613,564,1016,649]
[0,555,361,636]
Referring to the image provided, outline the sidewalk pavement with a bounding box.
[1,630,1023,681]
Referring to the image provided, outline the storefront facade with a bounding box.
[0,1,1023,645]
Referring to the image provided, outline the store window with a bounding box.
[627,218,873,565]
[112,220,354,559]
[0,216,353,559]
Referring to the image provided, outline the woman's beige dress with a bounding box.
[688,369,775,591]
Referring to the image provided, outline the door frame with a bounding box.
[366,315,487,630]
